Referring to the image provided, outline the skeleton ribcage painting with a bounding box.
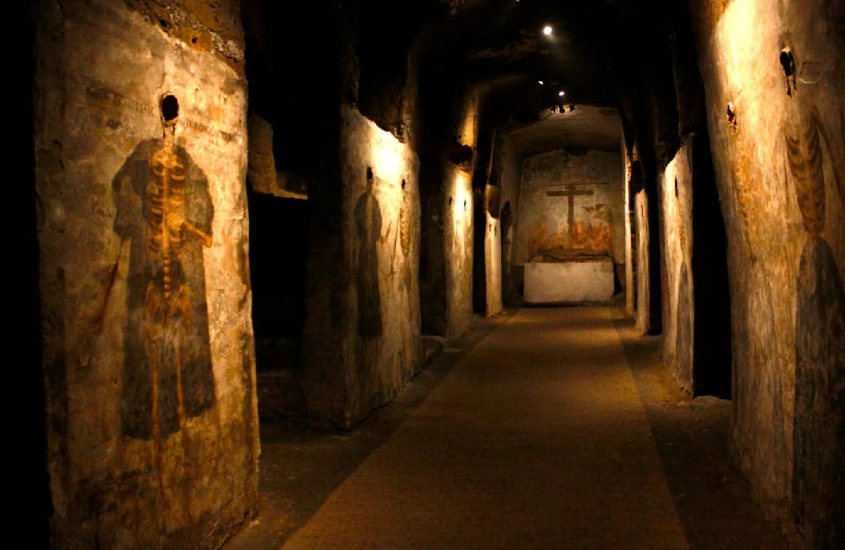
[112,138,216,441]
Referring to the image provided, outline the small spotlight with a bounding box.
[538,80,544,85]
[558,90,565,97]
[543,26,553,36]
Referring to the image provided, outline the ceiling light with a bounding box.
[543,26,553,36]
[558,90,565,97]
[538,80,544,85]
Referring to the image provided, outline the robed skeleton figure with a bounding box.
[112,98,216,441]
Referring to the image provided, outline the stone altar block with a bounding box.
[524,260,615,304]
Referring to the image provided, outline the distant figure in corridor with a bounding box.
[355,167,383,340]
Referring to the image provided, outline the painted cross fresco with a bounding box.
[547,185,594,247]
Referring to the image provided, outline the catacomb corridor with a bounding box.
[13,0,845,548]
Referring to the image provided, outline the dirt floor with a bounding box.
[224,307,787,549]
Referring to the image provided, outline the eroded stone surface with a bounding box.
[34,1,257,547]
[659,141,694,392]
[302,105,421,427]
[690,0,845,545]
[419,87,479,341]
[634,189,652,334]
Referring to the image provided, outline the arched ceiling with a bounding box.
[417,0,681,157]
[504,105,622,157]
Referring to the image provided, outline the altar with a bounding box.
[513,147,626,306]
[524,257,615,304]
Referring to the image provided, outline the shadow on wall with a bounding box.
[356,167,383,341]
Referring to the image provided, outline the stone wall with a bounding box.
[484,189,504,317]
[444,165,476,340]
[419,87,478,341]
[492,133,523,303]
[690,0,845,546]
[623,144,635,316]
[34,0,257,546]
[303,105,421,427]
[634,189,652,334]
[514,149,625,273]
[659,142,695,392]
[446,92,478,341]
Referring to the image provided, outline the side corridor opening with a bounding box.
[18,0,844,548]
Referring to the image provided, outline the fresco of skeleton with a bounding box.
[111,104,217,448]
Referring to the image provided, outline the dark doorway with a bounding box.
[247,187,310,416]
[691,130,732,399]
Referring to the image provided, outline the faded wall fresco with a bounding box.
[34,0,257,547]
[514,149,625,268]
[690,0,845,545]
[303,105,421,427]
[113,128,216,442]
[355,168,384,341]
[786,106,845,546]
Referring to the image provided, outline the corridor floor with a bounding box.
[227,307,786,549]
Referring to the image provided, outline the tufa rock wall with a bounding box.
[690,0,845,545]
[634,189,653,334]
[302,105,421,427]
[493,134,523,303]
[418,86,479,341]
[484,183,504,317]
[659,141,695,393]
[34,0,257,547]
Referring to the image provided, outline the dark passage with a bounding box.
[247,189,309,373]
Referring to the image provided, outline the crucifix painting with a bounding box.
[111,95,216,442]
[528,183,613,259]
[547,185,594,248]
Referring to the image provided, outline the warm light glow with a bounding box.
[363,113,406,184]
[458,94,478,149]
[543,25,553,36]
